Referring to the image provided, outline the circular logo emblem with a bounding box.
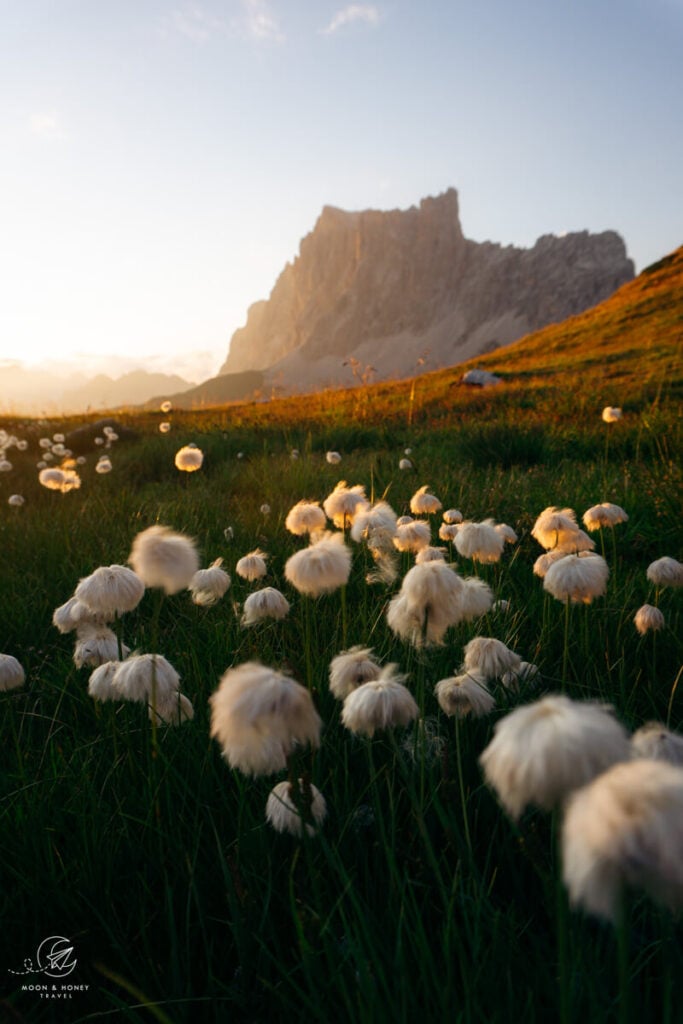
[35,936,77,979]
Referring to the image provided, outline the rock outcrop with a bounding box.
[218,188,634,394]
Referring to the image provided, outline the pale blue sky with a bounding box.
[1,0,681,382]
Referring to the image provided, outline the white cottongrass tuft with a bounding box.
[8,494,24,507]
[38,467,81,493]
[399,458,412,470]
[463,636,521,681]
[562,759,683,921]
[149,692,194,726]
[160,400,172,413]
[531,507,579,551]
[439,523,460,542]
[236,549,269,581]
[435,670,494,718]
[323,481,369,528]
[494,523,518,545]
[646,556,683,588]
[326,451,342,464]
[443,509,463,525]
[174,444,204,472]
[631,722,683,766]
[341,665,418,738]
[73,625,126,668]
[285,500,327,536]
[500,661,540,691]
[0,654,25,691]
[393,519,431,553]
[543,552,609,604]
[479,695,631,820]
[328,646,382,700]
[75,565,145,619]
[415,546,447,564]
[387,560,465,646]
[209,662,321,776]
[284,531,352,596]
[241,587,290,626]
[410,485,442,515]
[53,596,106,633]
[350,501,397,543]
[112,653,180,705]
[87,661,120,702]
[95,457,112,474]
[128,524,199,594]
[454,520,505,563]
[533,549,569,578]
[582,503,629,531]
[634,604,665,636]
[602,406,622,423]
[459,577,495,621]
[159,421,171,433]
[260,503,271,516]
[189,558,231,606]
[265,780,327,837]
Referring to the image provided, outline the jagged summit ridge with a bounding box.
[219,188,633,393]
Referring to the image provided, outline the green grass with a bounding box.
[0,391,681,1024]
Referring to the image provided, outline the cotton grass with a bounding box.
[631,723,683,766]
[284,532,352,596]
[329,646,381,700]
[285,500,326,536]
[265,780,327,837]
[241,587,290,626]
[543,552,609,604]
[0,654,25,691]
[341,666,418,738]
[634,604,665,636]
[75,565,145,619]
[479,695,631,819]
[175,444,204,472]
[129,525,199,594]
[435,671,494,718]
[209,662,321,776]
[189,558,231,606]
[646,556,683,588]
[454,520,505,563]
[562,759,683,921]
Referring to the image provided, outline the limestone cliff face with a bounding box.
[219,189,634,391]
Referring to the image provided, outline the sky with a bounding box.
[1,0,681,384]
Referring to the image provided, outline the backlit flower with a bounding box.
[73,625,126,668]
[531,507,579,551]
[329,646,382,700]
[350,501,397,543]
[189,558,231,606]
[149,692,194,726]
[8,495,24,507]
[341,665,418,738]
[582,503,629,531]
[463,636,521,681]
[562,759,683,921]
[443,509,463,525]
[159,421,171,433]
[113,653,180,705]
[393,519,431,553]
[128,524,199,594]
[435,670,494,718]
[454,520,505,563]
[53,596,106,633]
[284,531,352,596]
[634,604,665,636]
[209,661,321,776]
[646,556,683,588]
[241,587,290,626]
[415,546,447,564]
[75,565,145,619]
[236,549,268,581]
[87,661,120,702]
[602,407,622,423]
[543,552,609,604]
[285,500,326,536]
[410,485,442,516]
[174,443,204,472]
[480,695,630,820]
[439,523,460,542]
[326,451,342,464]
[323,481,369,528]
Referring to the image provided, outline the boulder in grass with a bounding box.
[461,369,502,387]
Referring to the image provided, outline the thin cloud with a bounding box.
[321,5,381,35]
[240,0,285,42]
[162,5,228,42]
[28,112,68,141]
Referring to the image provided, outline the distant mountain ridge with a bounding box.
[1,365,191,415]
[214,188,634,397]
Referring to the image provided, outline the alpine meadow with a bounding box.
[1,248,682,1024]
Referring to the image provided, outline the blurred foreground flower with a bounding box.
[209,662,321,776]
[562,759,683,921]
[129,525,199,594]
[480,695,630,820]
[631,722,683,766]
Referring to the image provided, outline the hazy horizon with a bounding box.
[2,1,682,387]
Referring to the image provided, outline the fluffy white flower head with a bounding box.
[326,451,342,464]
[285,501,326,536]
[0,654,25,691]
[543,552,609,604]
[75,565,145,619]
[435,670,494,719]
[284,531,352,596]
[562,759,683,921]
[393,519,431,553]
[531,507,579,551]
[128,525,199,594]
[454,521,505,563]
[209,662,321,776]
[646,556,683,589]
[583,503,629,531]
[190,558,231,606]
[634,604,665,636]
[175,444,204,472]
[328,646,382,700]
[241,587,290,626]
[323,481,369,528]
[631,722,683,766]
[480,695,630,820]
[236,549,268,581]
[113,653,180,705]
[410,485,442,516]
[602,406,622,423]
[73,625,126,668]
[463,636,521,681]
[341,666,418,738]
